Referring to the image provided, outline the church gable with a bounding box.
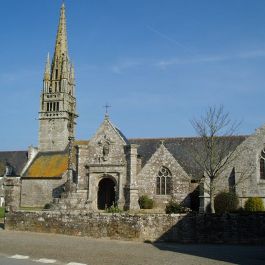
[137,143,191,205]
[217,124,265,197]
[86,116,128,165]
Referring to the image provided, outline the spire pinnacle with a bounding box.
[44,53,51,80]
[70,63,75,81]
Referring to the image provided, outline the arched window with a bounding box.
[260,149,265,180]
[228,167,236,192]
[156,166,172,195]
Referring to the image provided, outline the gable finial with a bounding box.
[103,103,111,118]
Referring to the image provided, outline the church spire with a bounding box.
[39,3,78,152]
[54,3,68,59]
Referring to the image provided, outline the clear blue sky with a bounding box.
[0,0,265,150]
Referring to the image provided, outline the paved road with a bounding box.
[0,229,264,265]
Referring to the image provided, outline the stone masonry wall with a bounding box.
[4,178,21,211]
[39,118,70,152]
[5,211,265,244]
[21,174,67,208]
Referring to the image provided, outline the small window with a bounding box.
[156,166,172,195]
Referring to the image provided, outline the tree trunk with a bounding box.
[209,179,215,213]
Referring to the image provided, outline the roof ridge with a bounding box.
[0,150,27,153]
[129,135,248,141]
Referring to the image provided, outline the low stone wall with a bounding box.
[5,211,265,244]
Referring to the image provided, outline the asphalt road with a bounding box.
[0,229,264,265]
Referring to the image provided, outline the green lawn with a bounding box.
[0,207,5,218]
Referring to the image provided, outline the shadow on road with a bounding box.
[151,213,265,265]
[153,242,265,265]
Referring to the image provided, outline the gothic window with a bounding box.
[260,149,265,180]
[56,102,59,111]
[156,166,172,195]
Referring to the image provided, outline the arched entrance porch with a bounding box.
[97,177,116,210]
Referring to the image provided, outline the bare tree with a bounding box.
[191,105,241,213]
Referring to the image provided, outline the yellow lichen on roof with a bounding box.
[27,154,68,178]
[74,140,89,145]
[0,161,5,177]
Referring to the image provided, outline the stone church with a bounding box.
[1,4,265,212]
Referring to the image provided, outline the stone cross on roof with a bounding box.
[103,103,111,117]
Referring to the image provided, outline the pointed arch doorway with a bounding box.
[97,177,116,210]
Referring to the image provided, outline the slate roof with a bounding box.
[23,150,68,179]
[114,127,130,145]
[0,151,28,177]
[129,136,247,179]
[0,135,247,180]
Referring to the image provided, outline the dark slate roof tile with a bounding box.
[129,136,247,179]
[0,151,28,177]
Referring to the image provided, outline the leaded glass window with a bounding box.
[156,167,172,195]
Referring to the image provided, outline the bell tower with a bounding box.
[39,3,77,152]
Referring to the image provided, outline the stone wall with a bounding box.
[4,178,21,211]
[20,175,67,208]
[39,118,70,152]
[5,211,265,244]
